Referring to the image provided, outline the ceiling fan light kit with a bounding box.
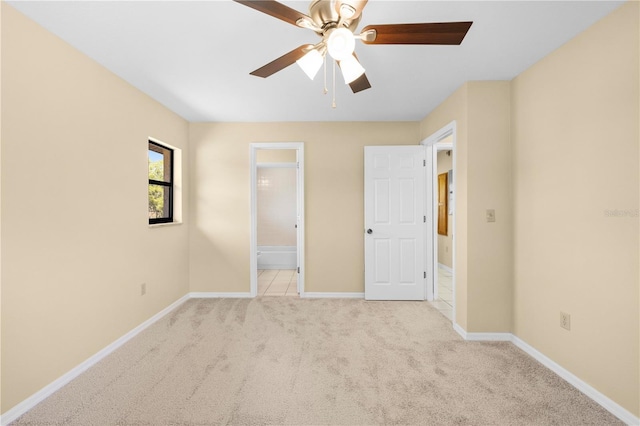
[234,0,472,103]
[296,48,324,80]
[326,27,355,61]
[339,55,365,84]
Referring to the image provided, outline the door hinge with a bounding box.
[424,272,427,279]
[297,162,300,169]
[297,267,300,274]
[423,159,426,167]
[424,216,426,223]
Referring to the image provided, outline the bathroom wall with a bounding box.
[257,166,297,247]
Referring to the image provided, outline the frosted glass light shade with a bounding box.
[327,28,355,61]
[339,55,365,84]
[296,49,323,80]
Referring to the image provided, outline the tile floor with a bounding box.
[258,269,298,297]
[429,266,453,321]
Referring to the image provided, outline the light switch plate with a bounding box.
[486,209,496,222]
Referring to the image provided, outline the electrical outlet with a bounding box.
[486,209,496,223]
[560,311,571,330]
[141,283,147,296]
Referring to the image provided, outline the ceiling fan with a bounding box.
[233,0,473,94]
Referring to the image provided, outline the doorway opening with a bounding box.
[422,122,456,322]
[250,143,305,297]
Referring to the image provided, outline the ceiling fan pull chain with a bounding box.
[323,55,328,95]
[332,60,337,108]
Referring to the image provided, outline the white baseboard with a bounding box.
[438,263,453,274]
[453,323,467,339]
[256,264,297,270]
[0,294,190,426]
[189,291,364,300]
[188,292,252,298]
[453,324,639,425]
[301,292,364,299]
[510,335,639,426]
[452,323,511,341]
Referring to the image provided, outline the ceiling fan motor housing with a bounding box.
[309,0,361,33]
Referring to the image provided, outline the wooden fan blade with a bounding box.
[233,0,312,27]
[361,22,473,45]
[250,45,314,78]
[349,73,371,93]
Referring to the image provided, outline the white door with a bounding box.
[364,146,426,300]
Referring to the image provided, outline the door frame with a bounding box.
[249,142,305,297]
[422,122,456,318]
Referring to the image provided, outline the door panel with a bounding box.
[399,238,416,283]
[374,179,390,223]
[399,178,415,223]
[365,146,426,300]
[374,239,391,283]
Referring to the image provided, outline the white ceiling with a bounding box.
[8,0,624,122]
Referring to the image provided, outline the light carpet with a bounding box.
[12,297,621,425]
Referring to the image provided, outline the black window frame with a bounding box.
[148,140,174,224]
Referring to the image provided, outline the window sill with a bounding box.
[149,221,183,228]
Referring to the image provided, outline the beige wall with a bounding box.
[256,148,296,163]
[419,81,512,333]
[466,82,513,333]
[511,1,639,416]
[1,3,190,413]
[189,122,419,293]
[419,6,639,415]
[437,151,453,268]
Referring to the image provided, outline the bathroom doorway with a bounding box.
[250,143,305,297]
[433,139,454,320]
[423,122,456,322]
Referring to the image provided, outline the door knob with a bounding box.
[367,229,373,234]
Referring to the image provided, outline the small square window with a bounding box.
[148,141,173,224]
